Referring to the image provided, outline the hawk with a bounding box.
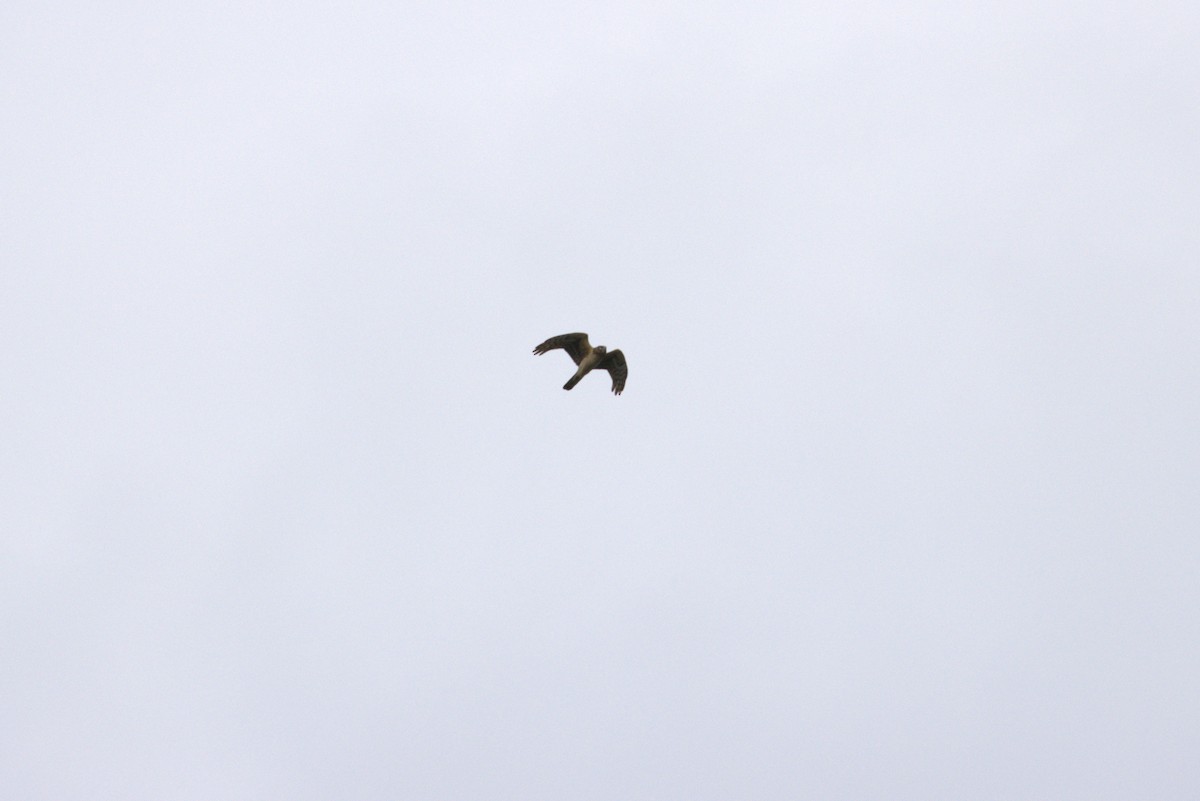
[533,332,627,395]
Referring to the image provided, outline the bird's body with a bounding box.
[533,332,627,395]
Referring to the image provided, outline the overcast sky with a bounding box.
[3,2,1198,799]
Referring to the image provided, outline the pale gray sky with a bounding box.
[3,2,1198,799]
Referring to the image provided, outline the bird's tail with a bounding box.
[563,373,583,390]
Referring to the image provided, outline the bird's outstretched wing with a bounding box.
[533,333,591,365]
[597,349,627,395]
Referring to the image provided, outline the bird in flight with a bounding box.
[533,332,627,395]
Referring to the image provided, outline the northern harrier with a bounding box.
[533,332,627,395]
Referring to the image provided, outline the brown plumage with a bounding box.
[533,332,627,395]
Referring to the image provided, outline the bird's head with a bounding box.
[594,345,607,356]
